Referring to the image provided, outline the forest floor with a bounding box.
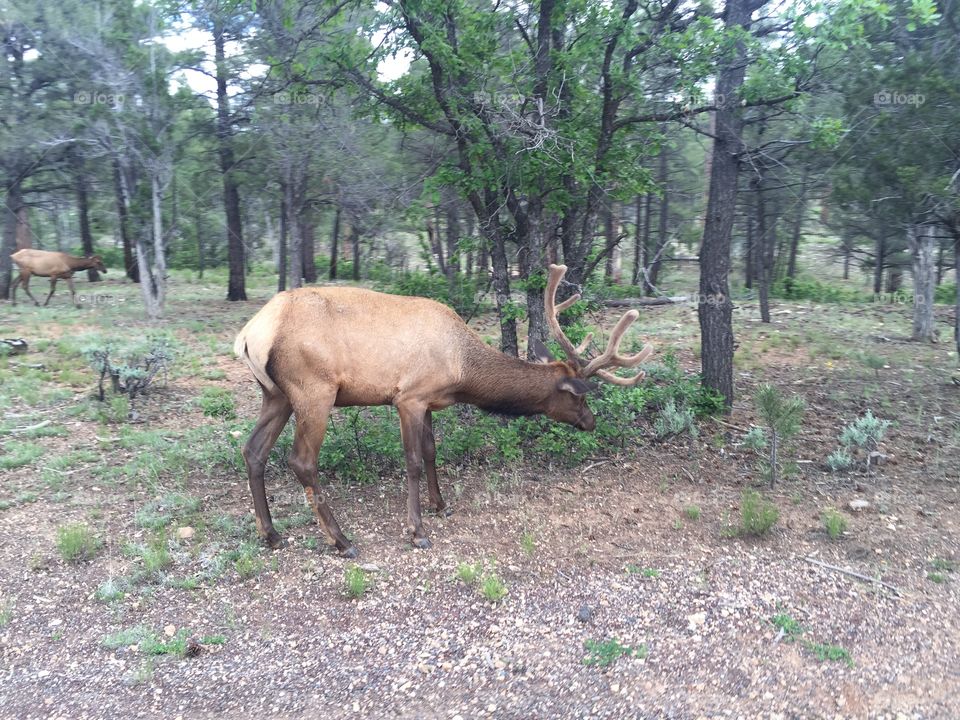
[0,269,958,719]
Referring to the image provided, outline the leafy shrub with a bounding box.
[840,411,890,451]
[56,523,103,562]
[826,449,853,471]
[197,387,236,419]
[822,508,847,540]
[772,276,870,303]
[455,561,483,584]
[653,398,697,439]
[934,282,956,304]
[742,426,767,451]
[738,489,779,536]
[84,335,176,414]
[344,565,370,598]
[480,574,507,602]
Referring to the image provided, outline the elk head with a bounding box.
[542,263,654,394]
[87,255,107,273]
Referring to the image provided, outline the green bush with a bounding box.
[772,276,870,303]
[934,282,956,304]
[738,489,779,536]
[56,523,103,562]
[198,387,237,419]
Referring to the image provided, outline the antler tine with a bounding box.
[582,310,654,378]
[545,264,586,367]
[595,367,647,386]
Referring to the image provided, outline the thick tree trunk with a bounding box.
[214,18,246,301]
[909,224,936,342]
[138,172,166,320]
[698,0,755,408]
[0,182,23,299]
[640,192,653,293]
[647,143,670,291]
[744,201,754,290]
[74,156,101,282]
[329,206,340,280]
[112,158,139,282]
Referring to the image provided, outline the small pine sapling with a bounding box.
[753,384,806,487]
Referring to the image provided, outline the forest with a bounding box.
[0,0,958,717]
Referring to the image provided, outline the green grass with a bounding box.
[95,578,128,603]
[0,441,44,470]
[520,532,536,556]
[455,561,483,584]
[806,641,854,667]
[0,601,12,626]
[822,508,847,540]
[102,626,226,656]
[626,565,660,578]
[344,565,371,599]
[927,572,947,584]
[683,505,701,520]
[582,638,647,667]
[197,387,236,420]
[480,574,507,602]
[135,494,202,530]
[738,489,779,536]
[55,523,103,562]
[770,612,854,667]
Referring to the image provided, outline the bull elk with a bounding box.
[10,249,107,307]
[234,264,653,557]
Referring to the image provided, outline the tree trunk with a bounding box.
[604,203,616,282]
[74,156,101,282]
[631,194,644,286]
[195,213,205,280]
[214,18,246,301]
[909,224,936,342]
[329,206,340,280]
[14,205,30,250]
[873,235,885,295]
[640,192,653,293]
[698,0,755,409]
[278,181,288,291]
[954,230,959,360]
[0,181,22,299]
[138,171,166,320]
[351,225,361,281]
[301,212,317,283]
[112,158,139,282]
[647,143,670,291]
[755,177,774,323]
[785,169,807,278]
[286,177,302,289]
[465,209,475,277]
[744,200,754,289]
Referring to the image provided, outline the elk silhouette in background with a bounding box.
[10,249,107,307]
[234,264,653,557]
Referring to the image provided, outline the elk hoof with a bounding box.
[264,531,286,550]
[339,545,359,559]
[412,536,432,550]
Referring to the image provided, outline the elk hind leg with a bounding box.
[288,386,356,558]
[243,388,293,549]
[43,278,58,306]
[422,411,450,516]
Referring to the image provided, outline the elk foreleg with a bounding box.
[15,274,40,306]
[398,401,431,548]
[243,389,293,549]
[422,410,449,516]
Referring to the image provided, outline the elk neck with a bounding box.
[456,343,563,417]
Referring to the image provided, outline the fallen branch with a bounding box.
[804,556,902,596]
[581,459,612,473]
[1,419,51,435]
[604,296,688,308]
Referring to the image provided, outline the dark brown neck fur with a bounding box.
[456,343,562,417]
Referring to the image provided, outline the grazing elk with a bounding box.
[10,249,107,307]
[234,264,653,557]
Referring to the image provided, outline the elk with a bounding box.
[10,249,107,307]
[234,264,653,557]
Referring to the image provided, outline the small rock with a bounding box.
[687,611,707,630]
[576,605,593,623]
[868,452,888,467]
[358,563,380,572]
[163,624,177,637]
[849,499,871,512]
[176,526,194,541]
[185,637,202,658]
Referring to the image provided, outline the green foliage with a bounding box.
[197,388,236,419]
[102,626,224,657]
[455,561,483,584]
[135,494,201,530]
[653,398,697,439]
[822,508,847,540]
[0,441,44,470]
[683,505,701,521]
[771,613,804,640]
[0,601,12,627]
[520,532,536,556]
[934,282,956,304]
[56,523,103,562]
[826,448,854,471]
[480,574,507,603]
[95,578,128,604]
[806,641,854,667]
[772,276,871,303]
[738,490,779,537]
[839,411,890,451]
[582,638,646,667]
[753,384,805,487]
[344,565,371,599]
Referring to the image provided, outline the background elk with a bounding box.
[10,249,107,307]
[234,264,653,557]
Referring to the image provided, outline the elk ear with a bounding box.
[530,339,554,364]
[558,377,592,396]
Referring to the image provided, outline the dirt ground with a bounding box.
[0,274,958,719]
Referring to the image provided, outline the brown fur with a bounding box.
[10,249,107,307]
